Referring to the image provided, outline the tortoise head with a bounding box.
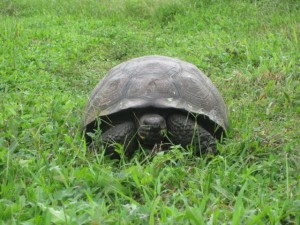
[137,113,167,145]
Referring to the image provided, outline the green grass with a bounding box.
[1,0,300,224]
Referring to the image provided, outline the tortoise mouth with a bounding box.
[138,126,167,144]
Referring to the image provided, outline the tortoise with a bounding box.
[83,55,229,158]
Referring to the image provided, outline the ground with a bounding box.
[0,0,299,224]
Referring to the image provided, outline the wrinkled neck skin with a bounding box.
[134,108,168,145]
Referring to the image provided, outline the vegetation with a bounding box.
[1,0,299,224]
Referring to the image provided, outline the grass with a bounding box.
[1,0,300,224]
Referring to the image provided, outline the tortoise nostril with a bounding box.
[143,118,162,126]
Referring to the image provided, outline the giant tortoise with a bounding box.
[83,55,228,158]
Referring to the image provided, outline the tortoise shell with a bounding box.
[83,55,229,137]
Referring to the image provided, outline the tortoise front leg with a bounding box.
[167,113,217,155]
[91,120,137,159]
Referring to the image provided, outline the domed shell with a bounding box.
[83,55,229,133]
